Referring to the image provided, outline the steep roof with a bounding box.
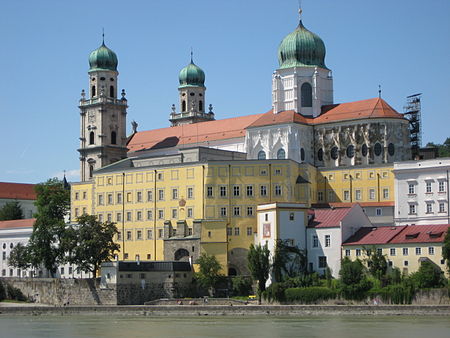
[0,182,36,200]
[247,109,313,128]
[0,218,35,230]
[308,206,354,228]
[343,226,407,246]
[312,202,394,208]
[389,224,450,245]
[127,113,265,153]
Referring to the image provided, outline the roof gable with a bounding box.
[308,206,353,228]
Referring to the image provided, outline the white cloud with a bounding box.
[53,169,80,181]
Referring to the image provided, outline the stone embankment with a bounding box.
[1,304,450,316]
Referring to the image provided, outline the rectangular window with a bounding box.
[404,260,409,266]
[343,190,350,201]
[220,186,227,197]
[188,228,192,236]
[187,187,194,199]
[426,182,432,193]
[116,213,122,222]
[126,212,132,221]
[136,211,142,221]
[206,186,213,197]
[126,192,132,203]
[325,235,331,247]
[403,248,408,256]
[75,192,79,200]
[377,248,383,255]
[289,213,294,221]
[98,214,103,222]
[158,210,164,219]
[439,181,445,192]
[98,195,104,205]
[416,247,421,255]
[187,207,193,218]
[247,227,253,236]
[233,186,240,197]
[227,227,232,236]
[147,229,153,239]
[117,232,122,240]
[220,207,227,217]
[355,189,361,201]
[318,191,324,201]
[274,169,282,176]
[83,191,87,199]
[117,193,122,204]
[158,189,164,201]
[75,208,79,217]
[409,204,416,214]
[158,229,163,238]
[107,213,112,222]
[137,191,142,202]
[356,249,361,257]
[234,227,240,236]
[147,190,153,202]
[274,185,282,196]
[345,249,350,257]
[247,206,254,216]
[426,203,433,214]
[246,185,254,197]
[313,235,318,248]
[429,247,435,255]
[233,207,241,216]
[137,230,142,240]
[260,185,267,197]
[147,210,153,220]
[390,248,396,256]
[172,209,178,219]
[369,189,375,200]
[440,203,445,213]
[328,191,334,202]
[172,188,178,200]
[107,194,113,205]
[318,256,327,269]
[126,231,132,240]
[408,184,415,194]
[383,188,389,199]
[376,208,382,216]
[61,267,64,275]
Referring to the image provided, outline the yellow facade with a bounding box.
[342,243,448,277]
[316,164,394,204]
[70,159,316,274]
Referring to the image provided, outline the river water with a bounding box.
[0,315,449,338]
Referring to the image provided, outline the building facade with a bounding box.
[0,182,37,219]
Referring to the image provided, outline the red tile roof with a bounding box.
[389,224,450,244]
[308,206,354,228]
[312,202,394,208]
[0,182,36,200]
[247,109,314,128]
[343,226,407,246]
[127,113,265,153]
[0,218,35,230]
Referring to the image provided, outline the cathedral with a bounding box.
[78,19,411,181]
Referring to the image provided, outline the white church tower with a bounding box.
[78,38,128,181]
[272,17,333,117]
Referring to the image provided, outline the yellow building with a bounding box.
[342,224,449,277]
[71,147,316,275]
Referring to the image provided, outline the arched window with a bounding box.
[89,131,95,145]
[258,151,266,160]
[301,83,312,107]
[199,100,203,111]
[109,85,114,98]
[374,143,382,156]
[331,146,339,160]
[361,144,368,157]
[346,145,355,158]
[182,100,186,112]
[111,131,117,145]
[89,165,94,178]
[388,143,395,156]
[301,148,305,161]
[174,248,190,261]
[317,148,324,162]
[91,85,96,97]
[277,148,286,159]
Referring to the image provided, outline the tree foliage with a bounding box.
[365,248,388,281]
[272,240,307,283]
[66,214,120,278]
[426,138,450,157]
[248,243,270,303]
[442,228,450,274]
[339,257,372,300]
[195,253,223,294]
[0,201,24,221]
[8,243,32,270]
[411,260,445,289]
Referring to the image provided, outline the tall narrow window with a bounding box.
[111,131,117,145]
[199,100,203,111]
[91,85,96,97]
[182,100,186,112]
[89,165,94,178]
[89,131,95,145]
[301,82,312,107]
[277,148,285,159]
[109,85,114,98]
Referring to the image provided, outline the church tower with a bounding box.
[272,18,333,117]
[78,39,128,181]
[170,54,214,126]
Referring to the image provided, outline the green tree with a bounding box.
[442,228,450,274]
[67,215,120,278]
[195,253,223,295]
[248,243,270,303]
[339,257,372,300]
[412,260,445,289]
[365,248,388,281]
[27,178,70,276]
[0,201,24,221]
[8,243,32,271]
[272,240,307,282]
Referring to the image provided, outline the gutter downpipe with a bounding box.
[122,172,125,260]
[154,170,157,261]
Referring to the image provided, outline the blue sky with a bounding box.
[0,0,449,184]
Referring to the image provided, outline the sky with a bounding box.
[0,0,449,184]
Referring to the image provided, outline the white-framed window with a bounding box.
[376,208,382,216]
[171,209,178,219]
[158,209,164,219]
[187,187,194,199]
[439,203,445,213]
[318,191,324,201]
[356,249,361,256]
[98,194,104,205]
[260,185,267,197]
[147,229,153,239]
[439,181,445,192]
[426,203,433,214]
[383,188,389,199]
[345,249,350,257]
[312,235,318,248]
[136,211,142,221]
[126,211,132,221]
[220,207,227,217]
[172,188,178,200]
[247,206,254,216]
[147,210,153,220]
[246,185,254,197]
[158,189,164,201]
[107,194,113,204]
[147,190,153,202]
[137,191,142,202]
[247,227,253,236]
[274,185,282,196]
[187,207,193,218]
[415,247,421,255]
[325,235,331,247]
[220,186,227,197]
[390,248,396,256]
[355,189,361,201]
[343,190,350,201]
[426,182,432,193]
[377,248,383,255]
[409,204,416,215]
[234,227,240,236]
[233,207,241,216]
[408,184,415,194]
[318,256,327,269]
[233,185,240,197]
[429,247,435,255]
[206,186,213,198]
[369,189,375,200]
[402,248,408,256]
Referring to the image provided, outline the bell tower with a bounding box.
[78,38,128,181]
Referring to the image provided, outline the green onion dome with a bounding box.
[178,61,205,88]
[278,20,327,69]
[89,42,118,72]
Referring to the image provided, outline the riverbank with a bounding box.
[1,304,450,316]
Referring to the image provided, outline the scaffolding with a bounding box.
[403,93,422,158]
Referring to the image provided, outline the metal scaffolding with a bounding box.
[403,93,422,158]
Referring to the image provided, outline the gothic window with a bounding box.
[111,131,117,145]
[199,100,203,111]
[258,151,266,160]
[388,143,395,156]
[89,131,95,145]
[346,145,355,158]
[277,148,286,159]
[109,85,114,98]
[330,146,339,160]
[374,143,382,156]
[182,100,186,112]
[89,165,94,178]
[301,83,312,107]
[174,248,189,261]
[317,148,323,161]
[91,85,96,97]
[301,148,305,161]
[361,144,368,157]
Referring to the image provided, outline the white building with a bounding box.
[394,158,450,225]
[306,204,372,278]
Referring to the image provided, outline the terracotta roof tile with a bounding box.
[312,202,394,208]
[389,224,450,244]
[0,218,35,229]
[0,182,37,200]
[247,110,314,128]
[343,226,407,246]
[308,206,354,228]
[127,113,265,153]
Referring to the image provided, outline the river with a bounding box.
[0,315,449,338]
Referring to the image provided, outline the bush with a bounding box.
[263,282,286,302]
[231,276,253,297]
[0,280,6,301]
[411,261,446,289]
[6,284,27,302]
[339,277,373,301]
[369,283,415,304]
[285,287,336,304]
